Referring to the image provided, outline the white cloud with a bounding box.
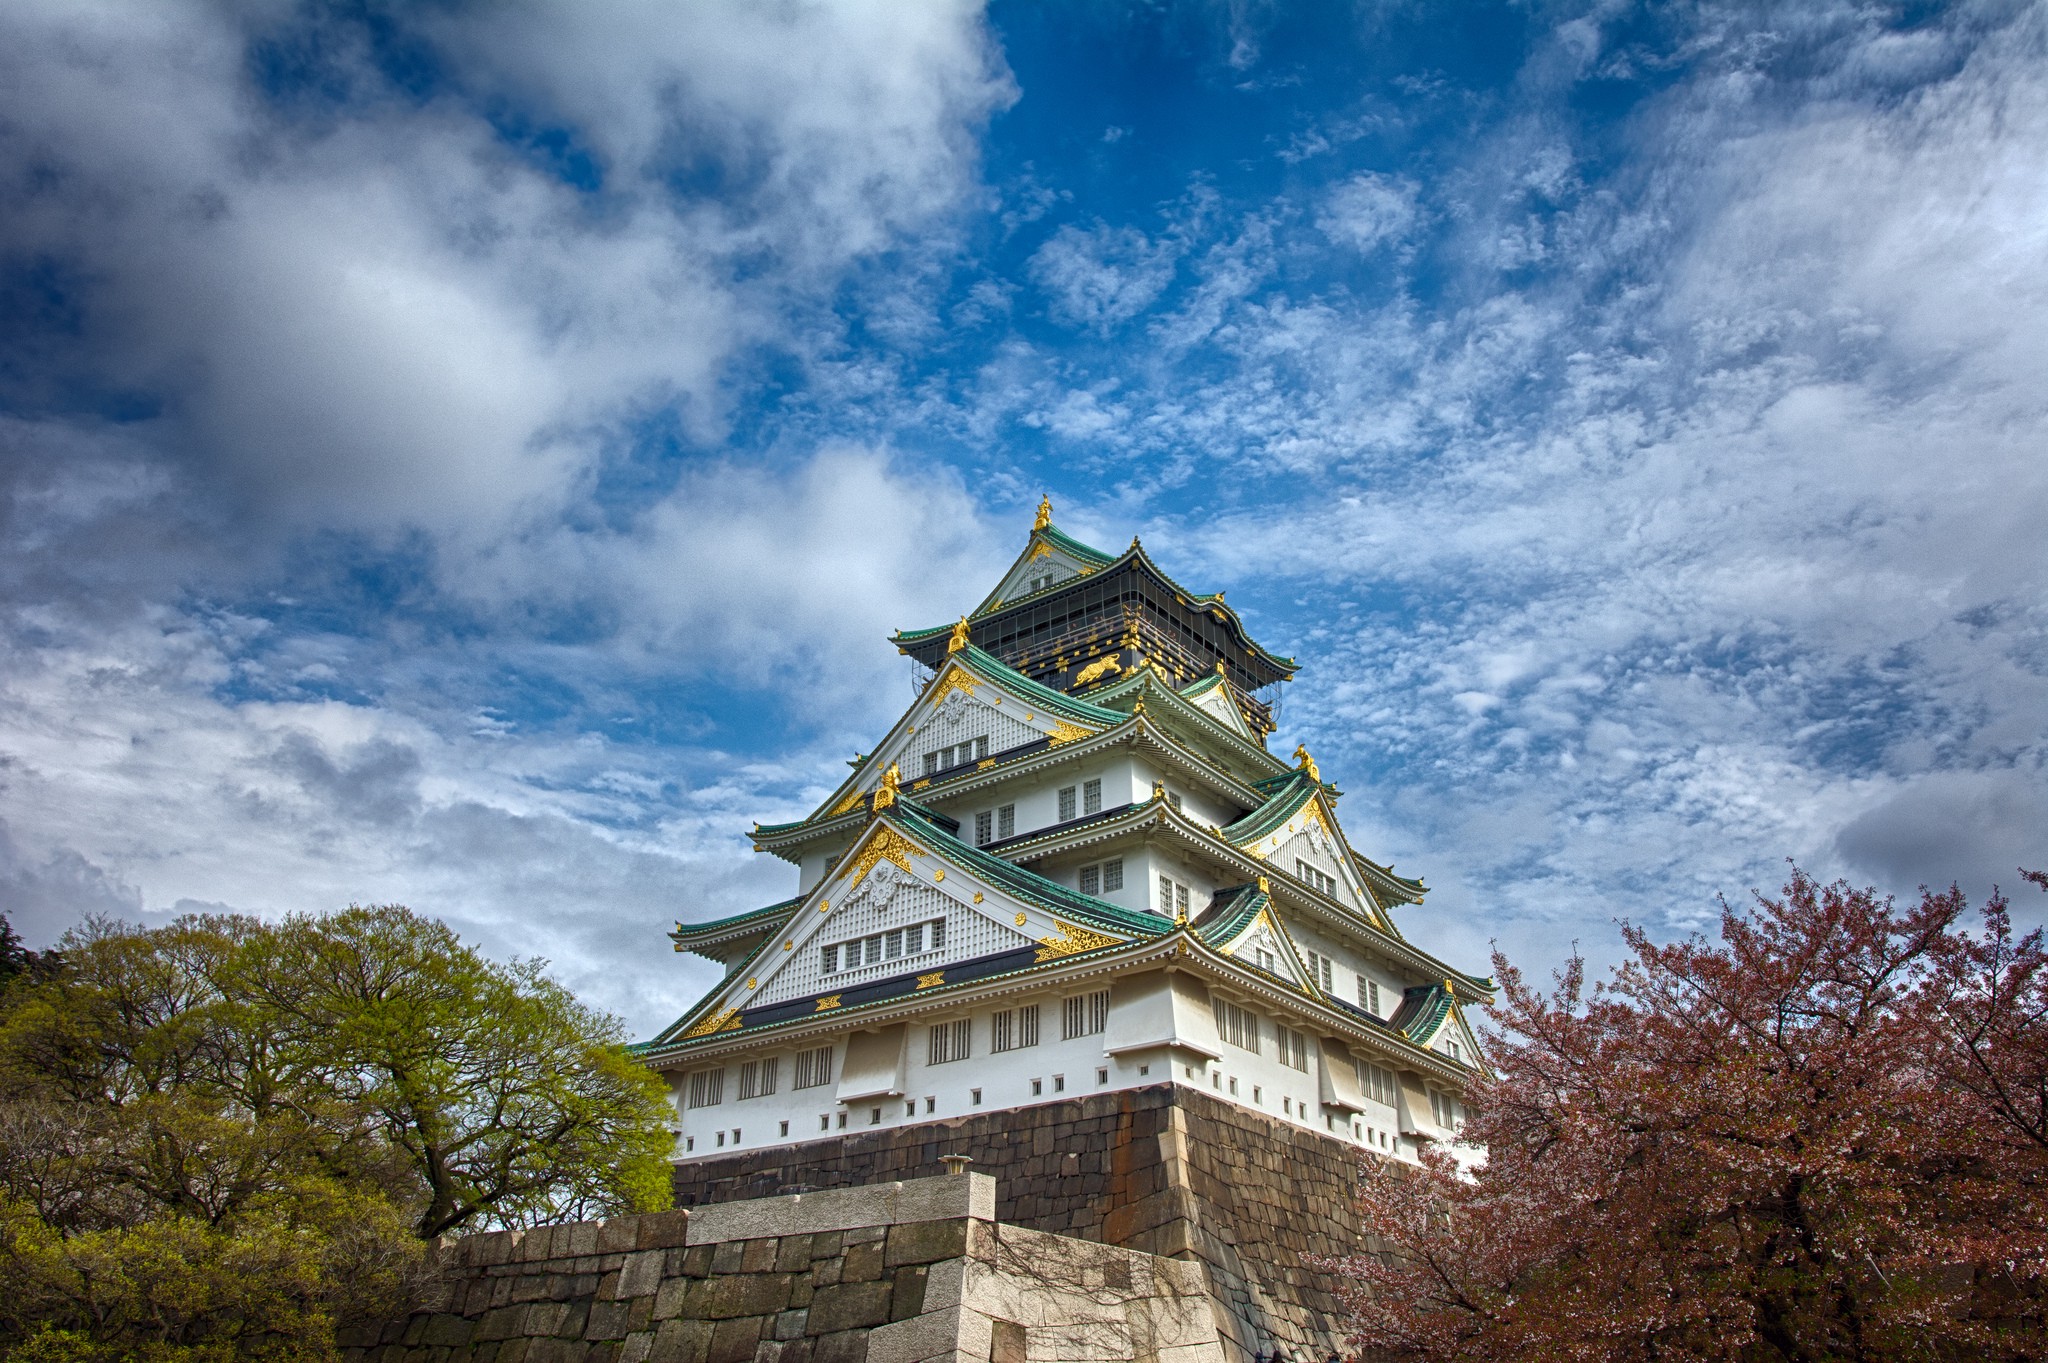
[1028,222,1182,334]
[1317,172,1419,254]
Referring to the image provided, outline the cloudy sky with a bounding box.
[3,0,2043,1035]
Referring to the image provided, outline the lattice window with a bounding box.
[928,1018,972,1065]
[737,1057,779,1100]
[1213,998,1260,1053]
[991,1004,1039,1052]
[686,1068,724,1109]
[1063,989,1109,1039]
[792,1047,834,1090]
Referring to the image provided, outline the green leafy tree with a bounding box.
[0,905,674,1360]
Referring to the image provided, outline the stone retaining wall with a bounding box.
[669,1083,1370,1361]
[342,1173,1224,1363]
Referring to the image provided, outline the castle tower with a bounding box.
[639,501,1491,1357]
[644,496,1485,1156]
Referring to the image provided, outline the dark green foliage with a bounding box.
[0,906,675,1361]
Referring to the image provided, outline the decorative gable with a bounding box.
[709,819,1136,1021]
[1213,904,1316,995]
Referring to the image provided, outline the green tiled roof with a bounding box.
[893,802,1176,939]
[1221,771,1322,845]
[1191,881,1270,946]
[1392,983,1455,1044]
[667,895,802,947]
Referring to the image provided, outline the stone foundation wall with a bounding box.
[342,1173,1224,1363]
[669,1084,1370,1361]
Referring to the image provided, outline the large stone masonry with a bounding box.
[670,1084,1372,1362]
[341,1171,1224,1363]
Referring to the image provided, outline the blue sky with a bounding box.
[3,0,2044,1035]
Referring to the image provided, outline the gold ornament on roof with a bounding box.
[830,790,865,817]
[1073,654,1122,687]
[1034,920,1120,962]
[947,617,971,654]
[850,823,916,883]
[682,1006,742,1039]
[1046,720,1091,746]
[1293,745,1320,783]
[1034,495,1053,531]
[1257,875,1271,896]
[872,761,903,810]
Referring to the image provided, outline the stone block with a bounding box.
[637,1211,693,1251]
[808,1232,843,1261]
[685,1175,992,1247]
[421,1314,475,1348]
[842,1225,885,1246]
[773,1235,813,1273]
[647,1318,712,1363]
[840,1240,884,1283]
[739,1238,779,1273]
[682,1245,716,1278]
[884,1219,969,1268]
[683,1273,793,1320]
[618,1333,654,1363]
[524,1302,572,1338]
[567,1223,601,1257]
[774,1342,814,1363]
[585,1301,632,1342]
[809,1331,866,1363]
[599,1219,641,1255]
[499,1341,532,1363]
[771,1309,808,1341]
[628,1297,656,1332]
[704,1316,765,1363]
[710,1241,746,1274]
[804,1281,894,1334]
[888,1267,927,1322]
[617,1250,665,1299]
[864,1306,967,1363]
[652,1279,691,1322]
[560,1303,592,1339]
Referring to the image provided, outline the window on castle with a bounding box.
[929,1019,972,1065]
[1029,573,1055,592]
[1360,978,1381,1016]
[1277,1027,1309,1072]
[793,1046,834,1089]
[1157,876,1190,917]
[992,1004,1039,1052]
[1083,778,1102,814]
[1296,859,1338,897]
[1062,989,1109,1039]
[997,804,1015,838]
[1213,999,1260,1053]
[926,738,989,775]
[1057,786,1077,821]
[1304,951,1335,993]
[1356,1060,1399,1107]
[1430,1089,1465,1131]
[685,1069,724,1109]
[975,810,993,845]
[737,1057,779,1100]
[1078,858,1123,897]
[1166,790,1183,812]
[821,919,944,975]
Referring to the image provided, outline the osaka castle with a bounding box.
[641,498,1489,1167]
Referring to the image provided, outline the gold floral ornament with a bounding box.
[1035,920,1121,963]
[1047,721,1091,746]
[814,995,842,1012]
[871,761,903,811]
[1034,495,1053,531]
[1293,744,1321,783]
[929,666,979,704]
[682,1006,742,1038]
[830,789,866,817]
[849,824,918,886]
[917,971,946,990]
[946,617,971,654]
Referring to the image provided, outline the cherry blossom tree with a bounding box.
[1328,867,2048,1363]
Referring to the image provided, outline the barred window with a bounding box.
[928,1018,972,1065]
[822,918,945,975]
[1430,1089,1465,1130]
[1101,858,1123,892]
[992,1004,1040,1053]
[976,810,993,845]
[923,752,938,776]
[1062,989,1110,1040]
[737,1057,779,1100]
[1213,999,1260,1053]
[1158,876,1192,916]
[685,1068,724,1109]
[1083,778,1102,814]
[792,1046,834,1090]
[1080,864,1099,895]
[1058,786,1077,821]
[1356,1060,1398,1107]
[1277,1027,1309,1072]
[997,804,1015,838]
[1303,951,1334,992]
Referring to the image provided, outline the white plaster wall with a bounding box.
[669,982,1428,1164]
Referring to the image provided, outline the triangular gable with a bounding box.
[694,816,1141,1027]
[797,653,1120,825]
[1177,671,1258,741]
[1230,783,1387,927]
[973,531,1108,617]
[1209,896,1320,998]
